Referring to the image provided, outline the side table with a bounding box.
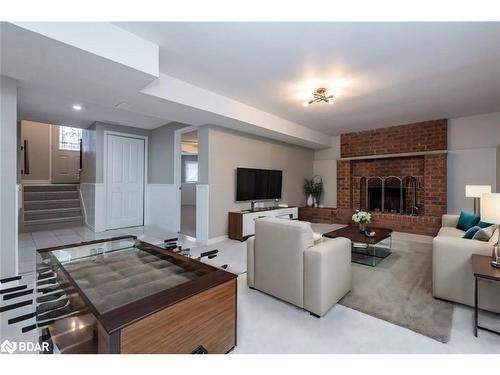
[471,254,500,337]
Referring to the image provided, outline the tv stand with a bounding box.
[228,206,298,241]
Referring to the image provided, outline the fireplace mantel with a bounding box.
[338,150,447,162]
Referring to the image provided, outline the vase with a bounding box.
[359,222,366,233]
[307,194,313,207]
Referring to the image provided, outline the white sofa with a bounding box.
[432,214,500,313]
[247,217,351,317]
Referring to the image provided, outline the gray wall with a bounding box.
[197,126,209,185]
[81,123,97,183]
[94,122,151,183]
[313,136,340,207]
[1,76,18,277]
[206,126,314,238]
[447,112,500,214]
[20,121,51,181]
[149,122,186,184]
[82,121,172,184]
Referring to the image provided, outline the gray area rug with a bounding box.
[339,236,454,343]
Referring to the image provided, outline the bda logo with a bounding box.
[1,339,17,354]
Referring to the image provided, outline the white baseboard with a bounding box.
[85,222,96,232]
[207,235,229,245]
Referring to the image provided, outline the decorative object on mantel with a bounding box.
[303,175,323,207]
[480,193,500,268]
[465,185,491,215]
[352,210,371,233]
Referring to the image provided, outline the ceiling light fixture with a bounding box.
[72,104,82,111]
[303,88,334,107]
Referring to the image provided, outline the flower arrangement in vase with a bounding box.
[352,210,371,233]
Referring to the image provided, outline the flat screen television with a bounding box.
[236,168,282,201]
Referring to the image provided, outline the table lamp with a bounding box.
[480,193,500,268]
[465,185,491,215]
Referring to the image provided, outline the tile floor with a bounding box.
[6,224,500,354]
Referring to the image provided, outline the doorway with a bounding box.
[105,133,146,230]
[180,130,198,237]
[51,125,82,183]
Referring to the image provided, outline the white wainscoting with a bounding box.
[196,184,209,245]
[95,184,106,232]
[80,183,96,230]
[80,183,106,232]
[145,184,178,232]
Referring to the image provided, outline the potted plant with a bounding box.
[304,175,323,207]
[304,178,315,207]
[352,210,371,233]
[311,175,323,207]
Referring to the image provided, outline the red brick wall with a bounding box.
[337,160,352,209]
[329,119,448,235]
[424,153,447,216]
[298,207,441,236]
[341,119,447,158]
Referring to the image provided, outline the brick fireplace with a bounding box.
[300,120,448,236]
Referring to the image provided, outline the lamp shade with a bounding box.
[465,185,491,198]
[480,193,500,224]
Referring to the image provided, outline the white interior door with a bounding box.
[52,125,81,183]
[106,134,145,230]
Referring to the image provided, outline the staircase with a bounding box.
[22,184,84,232]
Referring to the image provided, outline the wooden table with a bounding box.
[472,254,500,337]
[323,226,393,267]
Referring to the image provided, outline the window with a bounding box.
[185,161,198,183]
[59,126,83,151]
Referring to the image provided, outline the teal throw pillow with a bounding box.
[478,221,494,228]
[456,211,480,231]
[463,226,481,239]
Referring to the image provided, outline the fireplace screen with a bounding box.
[361,176,419,215]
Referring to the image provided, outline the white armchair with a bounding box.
[247,217,351,317]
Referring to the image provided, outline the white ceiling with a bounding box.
[1,22,171,130]
[17,81,169,129]
[115,22,500,135]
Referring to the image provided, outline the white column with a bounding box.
[0,76,19,277]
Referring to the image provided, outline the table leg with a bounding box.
[474,276,478,337]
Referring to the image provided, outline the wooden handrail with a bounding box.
[23,139,30,175]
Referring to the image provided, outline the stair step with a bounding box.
[24,207,82,221]
[23,217,84,233]
[24,184,78,192]
[24,215,83,224]
[24,199,80,210]
[24,191,79,201]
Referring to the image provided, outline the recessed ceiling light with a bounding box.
[72,104,82,111]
